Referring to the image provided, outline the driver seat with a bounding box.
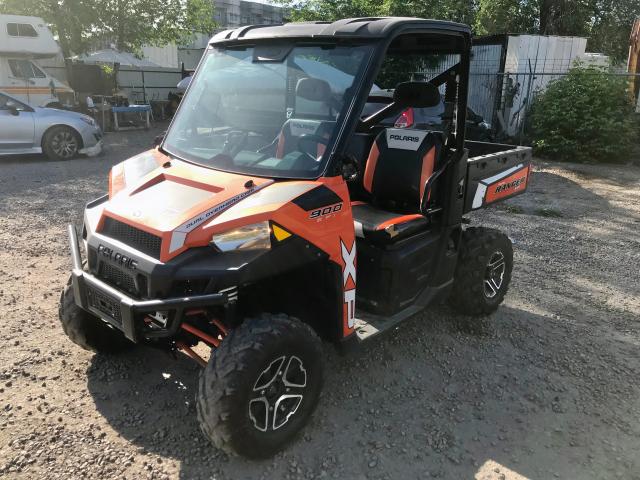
[353,128,442,244]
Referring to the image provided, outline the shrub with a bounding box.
[530,66,638,162]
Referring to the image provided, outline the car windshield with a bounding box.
[163,43,373,179]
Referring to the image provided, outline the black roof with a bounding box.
[210,17,471,45]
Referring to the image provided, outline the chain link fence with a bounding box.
[416,54,639,146]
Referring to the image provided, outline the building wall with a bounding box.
[141,44,179,69]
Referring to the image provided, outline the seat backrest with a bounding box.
[362,128,441,210]
[275,118,335,158]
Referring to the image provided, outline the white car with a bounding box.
[0,91,103,160]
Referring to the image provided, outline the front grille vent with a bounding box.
[101,217,162,259]
[86,287,122,325]
[98,262,137,295]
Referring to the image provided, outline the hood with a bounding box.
[97,150,279,260]
[35,106,94,123]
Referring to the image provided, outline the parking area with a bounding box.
[0,127,639,480]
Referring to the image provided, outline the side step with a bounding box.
[353,305,423,342]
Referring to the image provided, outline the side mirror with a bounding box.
[393,82,440,108]
[6,101,19,116]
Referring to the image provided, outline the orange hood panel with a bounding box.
[102,151,280,260]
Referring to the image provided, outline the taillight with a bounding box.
[395,108,414,128]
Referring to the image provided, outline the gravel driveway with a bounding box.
[1,127,639,480]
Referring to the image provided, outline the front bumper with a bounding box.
[68,224,228,342]
[79,139,103,157]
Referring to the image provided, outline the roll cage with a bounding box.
[162,18,472,182]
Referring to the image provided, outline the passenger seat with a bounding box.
[353,128,441,244]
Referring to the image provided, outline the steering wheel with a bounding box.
[341,155,360,182]
[297,134,329,161]
[222,130,249,158]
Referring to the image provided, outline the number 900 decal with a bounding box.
[309,203,343,219]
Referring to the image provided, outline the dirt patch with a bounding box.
[1,131,639,479]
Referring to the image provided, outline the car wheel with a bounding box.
[43,126,81,160]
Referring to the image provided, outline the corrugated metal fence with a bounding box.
[115,66,183,103]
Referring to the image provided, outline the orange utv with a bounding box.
[60,17,532,458]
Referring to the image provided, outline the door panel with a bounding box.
[0,109,35,148]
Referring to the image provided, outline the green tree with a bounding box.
[475,0,539,35]
[589,0,640,63]
[531,66,637,162]
[538,0,593,36]
[280,0,475,25]
[278,0,638,64]
[0,0,216,57]
[476,0,639,63]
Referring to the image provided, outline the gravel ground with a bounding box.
[0,126,639,480]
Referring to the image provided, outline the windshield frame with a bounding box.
[161,39,377,180]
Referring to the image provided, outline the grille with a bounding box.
[86,287,122,325]
[101,217,162,259]
[99,262,137,295]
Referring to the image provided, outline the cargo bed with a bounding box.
[464,141,532,213]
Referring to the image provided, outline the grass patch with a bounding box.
[503,204,524,214]
[534,207,563,218]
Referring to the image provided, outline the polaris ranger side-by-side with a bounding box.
[60,18,532,458]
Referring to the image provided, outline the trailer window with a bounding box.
[8,59,46,79]
[7,23,38,37]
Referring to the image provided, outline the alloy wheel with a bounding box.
[51,131,78,159]
[484,251,506,299]
[248,355,307,432]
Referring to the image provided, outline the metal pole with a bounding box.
[141,69,146,104]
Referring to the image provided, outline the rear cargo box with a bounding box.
[464,142,532,212]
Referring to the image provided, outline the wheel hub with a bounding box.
[484,251,505,299]
[249,355,307,432]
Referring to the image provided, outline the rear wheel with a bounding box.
[449,227,513,316]
[43,126,81,160]
[196,313,324,458]
[58,277,134,353]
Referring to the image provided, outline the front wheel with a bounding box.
[58,277,134,353]
[196,313,324,458]
[449,227,513,316]
[43,126,81,160]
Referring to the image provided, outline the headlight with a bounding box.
[480,121,491,130]
[210,222,271,252]
[81,116,96,126]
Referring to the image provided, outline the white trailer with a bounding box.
[0,14,75,107]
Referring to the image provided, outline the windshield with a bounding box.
[163,44,372,179]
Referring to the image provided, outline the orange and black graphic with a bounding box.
[485,167,529,203]
[340,238,356,334]
[472,164,530,209]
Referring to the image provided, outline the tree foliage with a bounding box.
[474,0,539,35]
[530,66,637,162]
[0,0,216,57]
[277,0,640,63]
